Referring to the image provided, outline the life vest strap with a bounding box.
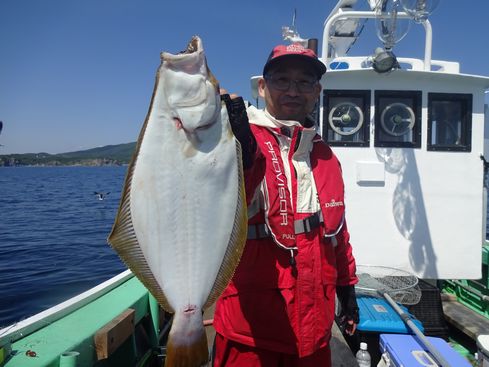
[247,223,271,240]
[247,211,323,240]
[294,211,323,234]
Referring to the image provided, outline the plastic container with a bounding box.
[357,296,424,333]
[356,342,371,367]
[352,295,424,365]
[477,335,489,367]
[379,334,472,367]
[408,280,449,340]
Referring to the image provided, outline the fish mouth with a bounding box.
[182,37,200,55]
[160,35,221,134]
[161,36,202,62]
[160,35,219,91]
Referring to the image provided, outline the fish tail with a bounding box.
[164,309,209,367]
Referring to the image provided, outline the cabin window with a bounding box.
[322,90,370,147]
[427,93,472,152]
[374,90,422,148]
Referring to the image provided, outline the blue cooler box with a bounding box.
[357,296,424,333]
[380,334,472,367]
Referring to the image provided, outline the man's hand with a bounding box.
[220,91,256,170]
[336,285,360,336]
[220,88,238,99]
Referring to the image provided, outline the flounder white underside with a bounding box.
[108,101,247,314]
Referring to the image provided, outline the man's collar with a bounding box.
[247,105,318,133]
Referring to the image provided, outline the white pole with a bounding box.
[422,20,433,71]
[382,292,453,367]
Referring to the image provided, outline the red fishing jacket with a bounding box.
[213,107,358,357]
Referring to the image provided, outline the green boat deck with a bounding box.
[0,275,163,367]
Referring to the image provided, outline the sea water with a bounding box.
[0,166,126,327]
[0,166,488,328]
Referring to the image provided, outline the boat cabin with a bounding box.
[321,61,489,280]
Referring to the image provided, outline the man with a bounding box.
[214,43,359,367]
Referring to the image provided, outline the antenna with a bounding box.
[282,8,308,45]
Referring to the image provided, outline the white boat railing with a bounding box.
[321,10,433,71]
[0,269,134,345]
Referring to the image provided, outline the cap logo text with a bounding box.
[286,44,306,53]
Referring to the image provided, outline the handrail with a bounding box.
[321,10,432,71]
[0,270,134,345]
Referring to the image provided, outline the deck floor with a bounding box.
[330,323,359,366]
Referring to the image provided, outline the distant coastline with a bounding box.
[0,142,136,167]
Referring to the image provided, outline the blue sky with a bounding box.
[1,0,488,154]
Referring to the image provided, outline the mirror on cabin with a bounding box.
[322,90,371,147]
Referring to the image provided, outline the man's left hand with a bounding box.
[336,285,360,336]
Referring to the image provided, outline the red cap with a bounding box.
[263,43,326,77]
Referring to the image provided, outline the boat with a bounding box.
[2,1,489,366]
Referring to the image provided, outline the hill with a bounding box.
[0,142,136,166]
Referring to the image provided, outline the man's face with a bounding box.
[258,58,321,123]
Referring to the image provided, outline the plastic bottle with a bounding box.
[356,342,371,367]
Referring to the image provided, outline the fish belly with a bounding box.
[130,109,241,314]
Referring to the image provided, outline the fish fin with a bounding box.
[165,311,209,367]
[107,72,173,313]
[205,61,219,93]
[204,137,248,309]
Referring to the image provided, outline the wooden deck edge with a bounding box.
[94,308,136,360]
[442,293,489,341]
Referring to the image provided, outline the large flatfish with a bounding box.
[108,36,247,367]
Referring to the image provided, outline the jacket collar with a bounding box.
[247,105,318,129]
[247,105,301,129]
[247,105,319,156]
